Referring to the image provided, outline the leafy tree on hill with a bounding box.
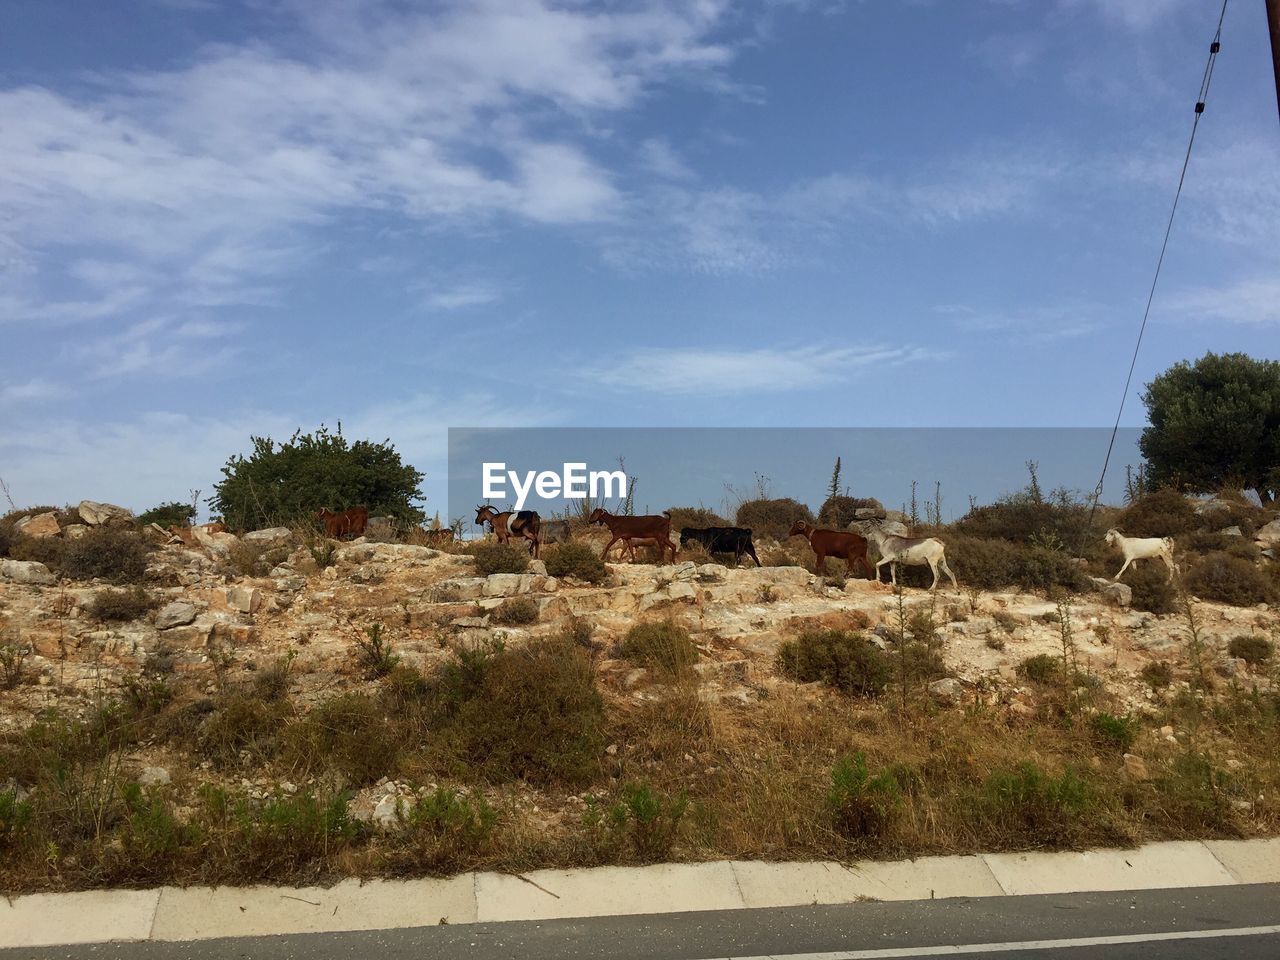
[1140,353,1280,504]
[210,424,425,531]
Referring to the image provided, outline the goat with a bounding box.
[475,504,542,558]
[317,506,368,540]
[788,520,874,580]
[864,525,958,591]
[588,508,675,563]
[680,526,761,567]
[1104,529,1177,580]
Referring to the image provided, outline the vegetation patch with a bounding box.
[778,629,890,697]
[619,621,699,676]
[542,543,607,583]
[471,542,530,576]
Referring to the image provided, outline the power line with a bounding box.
[1084,0,1229,530]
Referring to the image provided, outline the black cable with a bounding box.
[1083,0,1229,535]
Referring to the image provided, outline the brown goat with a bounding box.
[588,508,675,564]
[788,520,874,580]
[317,506,368,539]
[475,505,541,558]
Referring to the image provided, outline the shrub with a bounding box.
[7,534,66,571]
[227,541,276,577]
[0,637,29,689]
[980,762,1090,838]
[402,787,498,865]
[665,506,730,530]
[953,489,1090,545]
[1088,713,1136,751]
[734,497,813,542]
[491,597,539,625]
[1141,661,1173,690]
[542,543,606,583]
[778,629,890,697]
[353,622,399,678]
[818,495,882,528]
[253,653,296,701]
[619,621,699,675]
[0,524,12,558]
[89,586,155,623]
[591,782,688,862]
[199,692,291,767]
[1124,564,1177,614]
[0,790,32,851]
[1116,488,1199,538]
[1184,552,1275,606]
[438,637,604,785]
[1228,634,1273,666]
[943,536,1091,593]
[472,542,530,576]
[137,501,196,529]
[210,424,425,532]
[1018,653,1060,684]
[61,528,149,584]
[285,694,402,786]
[827,753,902,840]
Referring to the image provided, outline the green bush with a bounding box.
[953,488,1090,546]
[1018,653,1060,684]
[52,529,148,584]
[89,586,155,622]
[945,536,1091,593]
[1116,488,1199,538]
[1124,564,1177,614]
[1088,713,1136,751]
[619,621,699,675]
[778,629,890,697]
[542,542,607,583]
[735,497,813,542]
[491,597,539,625]
[210,424,425,532]
[472,542,530,576]
[353,622,399,679]
[980,762,1091,838]
[137,502,196,529]
[401,787,498,865]
[285,694,402,787]
[827,753,902,840]
[1185,552,1275,606]
[1228,634,1273,665]
[590,782,688,862]
[438,637,605,785]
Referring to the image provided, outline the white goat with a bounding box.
[865,526,958,591]
[1104,529,1177,581]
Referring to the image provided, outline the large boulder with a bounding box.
[243,527,292,549]
[1256,519,1280,548]
[195,528,240,558]
[1090,577,1132,609]
[155,601,198,630]
[77,500,135,526]
[14,512,60,538]
[0,559,56,585]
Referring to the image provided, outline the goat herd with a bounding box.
[294,503,1178,593]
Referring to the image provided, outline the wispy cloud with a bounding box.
[423,281,503,311]
[0,379,69,405]
[937,303,1104,342]
[1163,276,1280,326]
[581,344,943,395]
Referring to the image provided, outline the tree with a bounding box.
[827,457,842,501]
[210,424,426,531]
[1139,353,1280,504]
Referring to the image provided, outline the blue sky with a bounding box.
[1,0,1277,518]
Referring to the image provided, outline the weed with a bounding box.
[588,782,688,862]
[985,635,1006,651]
[980,762,1091,841]
[0,636,30,689]
[308,539,337,569]
[1125,565,1177,615]
[758,584,777,604]
[89,586,155,623]
[254,652,296,701]
[491,597,539,626]
[285,694,402,786]
[400,788,498,866]
[1141,661,1174,690]
[353,622,399,679]
[1088,713,1136,751]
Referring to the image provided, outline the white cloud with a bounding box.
[0,379,68,404]
[1057,0,1191,31]
[639,138,696,180]
[581,344,941,395]
[1163,276,1280,326]
[423,282,503,311]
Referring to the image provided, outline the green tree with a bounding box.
[137,501,196,529]
[1139,353,1280,504]
[210,424,426,531]
[827,457,842,501]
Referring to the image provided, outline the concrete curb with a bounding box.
[2,838,1277,948]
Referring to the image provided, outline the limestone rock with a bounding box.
[1090,578,1132,609]
[63,524,89,540]
[138,766,171,787]
[227,586,262,614]
[243,527,292,548]
[0,559,56,586]
[1123,753,1149,781]
[15,512,60,538]
[155,601,198,630]
[195,528,240,558]
[1255,519,1280,548]
[928,677,964,704]
[78,500,134,526]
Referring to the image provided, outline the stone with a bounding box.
[1255,519,1280,548]
[854,506,887,520]
[63,524,89,540]
[77,500,134,526]
[138,766,171,787]
[0,559,56,586]
[1218,526,1243,538]
[1090,578,1132,609]
[15,512,60,538]
[155,601,197,630]
[243,527,292,548]
[1194,498,1234,517]
[1123,753,1149,781]
[226,586,261,614]
[365,517,397,542]
[527,560,548,576]
[195,529,239,558]
[928,677,964,705]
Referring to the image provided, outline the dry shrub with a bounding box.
[491,597,539,625]
[89,586,155,622]
[543,543,607,583]
[818,495,882,527]
[619,620,699,676]
[1184,552,1275,606]
[61,528,149,584]
[198,691,292,768]
[666,506,730,529]
[1123,564,1177,614]
[471,542,530,575]
[1117,488,1200,538]
[734,498,813,542]
[944,536,1091,593]
[1228,634,1273,665]
[777,629,889,698]
[284,694,403,786]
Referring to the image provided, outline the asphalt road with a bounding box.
[4,884,1279,960]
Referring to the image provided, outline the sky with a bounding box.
[1,0,1277,520]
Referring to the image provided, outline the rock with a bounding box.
[372,794,408,827]
[365,517,397,542]
[1123,754,1149,781]
[1090,578,1132,609]
[243,527,292,548]
[928,678,964,705]
[623,668,648,689]
[1255,519,1280,548]
[851,519,909,538]
[854,505,887,520]
[138,766,171,787]
[527,560,548,576]
[1194,498,1233,517]
[195,529,239,558]
[227,586,262,614]
[0,559,56,585]
[77,500,134,526]
[15,512,60,538]
[63,524,89,540]
[155,601,198,630]
[1218,526,1243,538]
[1216,657,1247,679]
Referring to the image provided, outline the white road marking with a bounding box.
[711,924,1280,959]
